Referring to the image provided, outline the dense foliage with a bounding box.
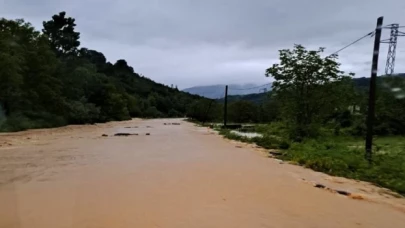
[213,45,405,195]
[265,45,356,139]
[0,12,207,131]
[201,45,405,140]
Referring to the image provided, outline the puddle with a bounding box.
[230,130,263,138]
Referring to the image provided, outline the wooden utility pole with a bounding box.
[365,16,384,163]
[223,85,228,128]
[202,99,214,125]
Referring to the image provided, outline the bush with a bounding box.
[281,138,405,195]
[66,100,100,124]
[144,106,162,118]
[168,109,182,118]
[0,112,67,132]
[251,136,280,149]
[278,140,290,149]
[216,122,405,195]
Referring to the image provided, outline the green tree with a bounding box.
[373,76,405,135]
[265,45,354,140]
[0,12,210,132]
[228,100,258,123]
[0,18,26,115]
[187,99,221,122]
[42,11,80,55]
[259,93,281,122]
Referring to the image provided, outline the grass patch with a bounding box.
[219,129,290,150]
[216,123,405,196]
[281,137,405,195]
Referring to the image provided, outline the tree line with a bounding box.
[2,11,404,137]
[0,12,208,131]
[190,45,405,140]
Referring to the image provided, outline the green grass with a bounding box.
[282,137,405,195]
[217,124,405,196]
[219,129,290,150]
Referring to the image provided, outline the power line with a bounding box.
[228,29,379,92]
[384,25,405,28]
[228,83,271,91]
[229,31,375,91]
[328,31,374,57]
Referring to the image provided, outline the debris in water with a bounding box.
[336,190,350,196]
[146,133,151,136]
[269,151,282,156]
[102,134,108,137]
[114,133,138,136]
[236,145,242,148]
[172,123,181,125]
[349,194,365,200]
[314,184,326,189]
[313,183,355,198]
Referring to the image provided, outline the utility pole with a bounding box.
[202,99,214,125]
[223,85,228,128]
[365,16,383,163]
[259,88,267,122]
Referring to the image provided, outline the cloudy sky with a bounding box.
[1,0,405,89]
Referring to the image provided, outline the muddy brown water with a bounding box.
[1,119,405,228]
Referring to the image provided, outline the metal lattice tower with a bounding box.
[383,24,399,76]
[381,24,405,76]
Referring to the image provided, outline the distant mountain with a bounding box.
[215,74,405,103]
[183,83,272,99]
[354,73,405,88]
[217,92,271,104]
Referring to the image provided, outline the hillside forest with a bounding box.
[0,12,208,131]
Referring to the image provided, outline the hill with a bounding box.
[217,92,271,104]
[220,74,405,103]
[183,83,272,99]
[0,13,206,132]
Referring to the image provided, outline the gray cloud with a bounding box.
[1,0,405,88]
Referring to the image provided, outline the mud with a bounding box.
[1,119,405,228]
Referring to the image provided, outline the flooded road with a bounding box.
[1,119,405,228]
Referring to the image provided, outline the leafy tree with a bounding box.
[144,106,162,118]
[259,93,281,122]
[42,11,80,55]
[0,18,26,115]
[228,100,258,123]
[374,76,405,135]
[265,45,354,140]
[0,12,210,132]
[79,48,107,70]
[168,109,182,117]
[187,99,222,122]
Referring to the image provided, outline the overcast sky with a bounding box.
[1,0,405,89]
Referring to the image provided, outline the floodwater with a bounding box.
[1,119,405,228]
